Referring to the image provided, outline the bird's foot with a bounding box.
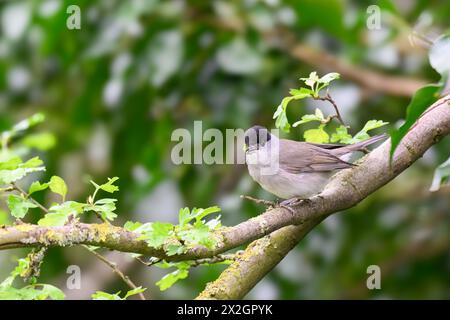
[280,197,311,207]
[240,195,304,215]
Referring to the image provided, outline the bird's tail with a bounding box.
[332,134,387,156]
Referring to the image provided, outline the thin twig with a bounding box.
[189,253,241,267]
[84,246,146,300]
[10,183,146,300]
[240,195,276,207]
[12,183,49,213]
[315,93,346,126]
[138,253,241,268]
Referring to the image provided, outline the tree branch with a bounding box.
[0,96,449,278]
[196,94,450,299]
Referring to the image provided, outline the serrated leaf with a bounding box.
[179,221,216,249]
[303,124,329,143]
[7,195,38,219]
[138,222,173,248]
[49,176,67,201]
[178,207,192,226]
[390,84,441,159]
[330,125,353,143]
[90,198,118,221]
[166,244,186,256]
[99,177,119,193]
[38,201,85,226]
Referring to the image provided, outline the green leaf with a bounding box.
[39,285,65,300]
[352,120,389,143]
[178,207,192,226]
[289,87,313,99]
[319,72,340,84]
[29,181,49,195]
[37,212,69,227]
[179,221,216,249]
[0,157,22,170]
[21,132,57,151]
[330,125,353,143]
[49,176,68,201]
[390,84,441,159]
[300,71,320,89]
[166,244,186,256]
[191,206,221,222]
[430,157,450,192]
[0,157,45,184]
[7,195,38,219]
[38,201,85,226]
[138,222,173,248]
[274,105,291,132]
[0,169,27,185]
[293,109,325,127]
[303,124,330,143]
[21,157,44,169]
[91,291,122,300]
[0,209,10,225]
[99,177,119,193]
[89,198,118,221]
[124,287,146,299]
[156,269,189,291]
[124,221,143,232]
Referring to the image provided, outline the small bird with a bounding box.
[244,125,385,204]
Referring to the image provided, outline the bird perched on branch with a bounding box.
[244,125,386,206]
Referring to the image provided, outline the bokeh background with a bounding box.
[0,0,449,299]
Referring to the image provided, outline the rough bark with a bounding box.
[197,95,450,299]
[1,96,448,298]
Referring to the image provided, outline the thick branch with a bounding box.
[197,95,450,299]
[1,96,449,267]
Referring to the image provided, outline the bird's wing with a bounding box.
[278,139,354,173]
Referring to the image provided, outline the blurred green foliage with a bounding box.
[0,0,449,299]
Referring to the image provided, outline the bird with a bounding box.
[244,125,386,205]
